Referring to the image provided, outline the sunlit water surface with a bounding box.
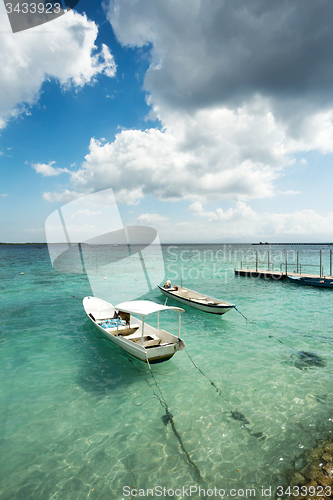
[1,244,333,500]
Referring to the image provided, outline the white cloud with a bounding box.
[189,201,256,223]
[44,96,333,206]
[281,190,301,195]
[32,161,69,177]
[42,190,84,203]
[88,0,333,209]
[286,110,333,155]
[48,98,296,205]
[188,201,219,221]
[137,213,169,224]
[117,202,333,242]
[38,0,333,238]
[41,188,122,207]
[1,193,8,197]
[0,4,116,128]
[188,202,203,213]
[187,201,333,239]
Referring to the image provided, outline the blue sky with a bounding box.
[2,0,333,243]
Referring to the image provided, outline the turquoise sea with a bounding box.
[1,243,333,500]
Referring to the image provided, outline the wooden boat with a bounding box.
[158,282,235,315]
[83,296,185,363]
[287,275,333,288]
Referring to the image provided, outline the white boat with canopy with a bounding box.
[158,282,235,315]
[83,296,185,363]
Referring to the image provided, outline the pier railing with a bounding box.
[238,249,333,277]
[280,263,324,276]
[239,260,277,272]
[239,249,290,273]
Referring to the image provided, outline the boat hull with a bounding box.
[158,285,234,315]
[94,322,182,362]
[287,276,333,288]
[83,297,185,363]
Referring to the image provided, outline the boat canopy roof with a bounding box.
[115,300,184,317]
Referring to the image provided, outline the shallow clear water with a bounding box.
[1,243,333,499]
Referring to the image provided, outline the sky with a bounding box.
[1,0,333,243]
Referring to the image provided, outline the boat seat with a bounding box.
[130,335,159,345]
[129,337,143,343]
[144,339,161,347]
[130,334,153,343]
[118,326,139,336]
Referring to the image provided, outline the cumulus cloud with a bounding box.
[42,190,84,203]
[188,202,219,221]
[107,0,333,112]
[188,202,203,213]
[50,98,292,204]
[189,201,256,223]
[124,202,333,242]
[179,202,333,241]
[0,4,116,128]
[42,96,333,206]
[281,190,301,195]
[32,161,69,177]
[38,0,333,220]
[187,202,333,239]
[53,0,329,208]
[137,213,169,224]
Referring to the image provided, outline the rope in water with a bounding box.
[233,305,256,325]
[232,304,325,367]
[233,304,300,352]
[146,358,203,482]
[184,347,233,408]
[128,357,204,483]
[232,305,290,346]
[268,334,298,352]
[184,347,266,440]
[232,303,308,353]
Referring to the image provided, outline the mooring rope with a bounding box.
[268,334,298,352]
[128,357,204,483]
[184,347,266,440]
[233,305,256,325]
[146,360,204,482]
[232,304,326,369]
[184,347,233,408]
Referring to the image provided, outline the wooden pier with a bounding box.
[234,269,333,280]
[234,269,286,279]
[234,248,333,281]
